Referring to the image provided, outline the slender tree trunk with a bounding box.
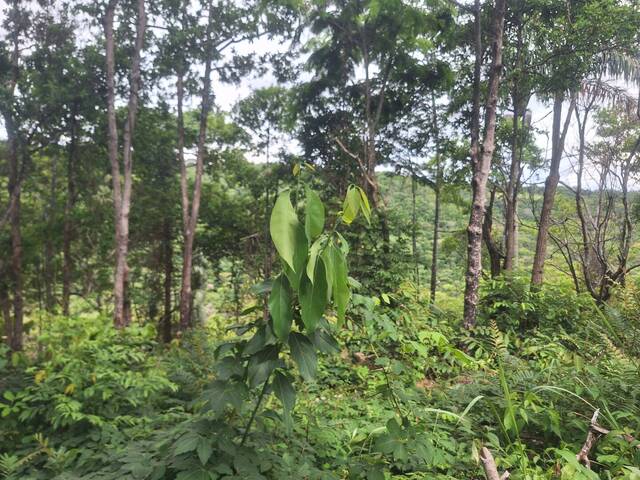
[104,0,147,327]
[161,216,173,343]
[263,128,272,321]
[429,92,441,303]
[483,186,502,278]
[503,100,521,271]
[503,17,526,272]
[9,148,23,352]
[463,0,506,329]
[3,0,23,351]
[62,111,78,316]
[430,183,440,303]
[574,100,597,298]
[360,32,392,260]
[0,276,11,349]
[530,92,575,287]
[179,2,214,330]
[44,156,58,313]
[411,173,419,293]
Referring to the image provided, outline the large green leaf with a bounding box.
[283,223,308,291]
[342,186,361,224]
[328,243,350,326]
[269,275,293,341]
[203,380,248,414]
[306,236,324,284]
[242,325,276,356]
[299,260,328,332]
[247,346,280,388]
[176,469,215,480]
[174,433,200,455]
[311,328,340,354]
[196,438,213,465]
[304,186,325,241]
[270,190,300,271]
[272,370,296,429]
[357,186,371,224]
[289,333,317,381]
[321,246,335,301]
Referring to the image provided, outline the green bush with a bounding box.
[0,315,176,476]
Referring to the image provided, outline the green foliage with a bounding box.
[479,275,598,331]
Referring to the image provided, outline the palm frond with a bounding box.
[581,78,638,114]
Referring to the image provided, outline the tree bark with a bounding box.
[503,101,529,271]
[430,184,441,303]
[44,155,58,313]
[463,0,507,329]
[483,186,503,278]
[104,0,147,328]
[262,128,272,321]
[179,2,214,330]
[8,139,23,352]
[411,173,419,292]
[530,92,575,287]
[503,15,527,272]
[480,447,510,480]
[0,275,11,349]
[62,110,78,316]
[429,92,441,304]
[3,4,24,351]
[161,216,173,343]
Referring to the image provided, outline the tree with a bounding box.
[235,86,292,317]
[103,0,147,328]
[158,0,296,329]
[462,0,507,329]
[0,0,28,350]
[557,105,640,302]
[502,1,535,272]
[301,0,454,257]
[530,0,639,287]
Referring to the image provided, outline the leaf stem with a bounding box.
[240,375,271,446]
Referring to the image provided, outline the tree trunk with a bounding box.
[430,183,440,303]
[104,0,147,327]
[503,15,526,272]
[44,156,58,313]
[62,111,78,316]
[530,92,575,287]
[161,216,173,343]
[2,0,24,351]
[263,129,273,321]
[179,2,214,330]
[411,174,419,292]
[483,186,503,278]
[429,91,441,304]
[0,276,11,349]
[9,145,23,352]
[503,99,522,272]
[463,0,506,329]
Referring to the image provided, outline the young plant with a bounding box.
[207,174,371,438]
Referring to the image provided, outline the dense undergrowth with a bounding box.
[2,278,640,479]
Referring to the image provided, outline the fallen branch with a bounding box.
[575,409,640,469]
[480,446,510,480]
[576,409,602,469]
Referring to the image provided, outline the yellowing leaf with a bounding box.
[35,370,47,384]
